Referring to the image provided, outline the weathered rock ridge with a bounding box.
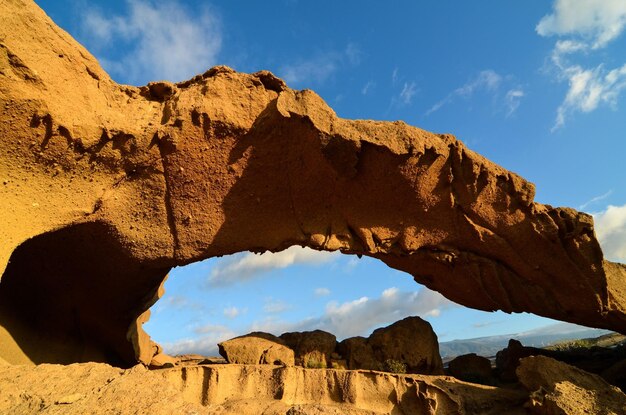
[1,0,625,366]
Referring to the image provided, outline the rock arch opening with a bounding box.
[143,246,604,368]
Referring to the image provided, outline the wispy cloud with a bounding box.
[391,68,399,85]
[472,320,505,329]
[207,246,339,287]
[280,43,361,87]
[81,0,221,85]
[314,287,331,297]
[593,203,626,262]
[361,80,375,95]
[578,189,613,211]
[537,0,626,129]
[386,69,419,109]
[399,82,418,104]
[263,298,291,314]
[505,89,525,117]
[426,70,522,116]
[223,306,246,319]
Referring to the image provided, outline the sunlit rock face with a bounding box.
[1,0,625,366]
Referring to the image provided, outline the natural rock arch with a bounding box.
[1,0,625,366]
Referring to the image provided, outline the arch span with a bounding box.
[1,0,625,366]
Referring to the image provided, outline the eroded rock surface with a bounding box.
[517,356,626,415]
[448,353,494,385]
[0,361,529,415]
[218,332,295,366]
[1,0,626,367]
[279,330,337,368]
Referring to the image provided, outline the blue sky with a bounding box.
[36,0,626,355]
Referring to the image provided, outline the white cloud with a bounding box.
[538,1,626,129]
[164,324,236,356]
[263,298,291,314]
[505,88,525,117]
[399,82,418,104]
[81,0,221,85]
[345,43,363,65]
[392,68,399,85]
[280,44,361,87]
[426,70,510,116]
[552,63,626,130]
[223,306,246,319]
[247,286,456,340]
[314,287,331,297]
[317,287,454,338]
[361,80,375,95]
[593,203,626,262]
[207,246,339,287]
[536,0,626,49]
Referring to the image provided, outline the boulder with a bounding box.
[337,336,380,371]
[279,330,336,368]
[517,355,626,414]
[218,332,294,366]
[447,353,494,385]
[368,317,444,375]
[148,353,177,369]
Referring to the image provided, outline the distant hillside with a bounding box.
[439,323,612,359]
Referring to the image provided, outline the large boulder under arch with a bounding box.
[1,0,625,367]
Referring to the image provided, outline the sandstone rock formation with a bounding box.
[448,353,494,385]
[368,316,444,375]
[1,0,626,368]
[0,361,530,415]
[337,337,379,371]
[517,356,626,414]
[495,337,626,387]
[336,317,443,374]
[279,330,337,368]
[218,332,295,366]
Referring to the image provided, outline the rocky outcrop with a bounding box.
[368,317,444,375]
[0,361,529,415]
[448,353,494,385]
[279,330,337,368]
[335,317,443,375]
[337,337,380,371]
[218,332,294,366]
[517,355,626,414]
[495,337,626,388]
[1,0,626,367]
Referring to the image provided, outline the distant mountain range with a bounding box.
[439,322,612,360]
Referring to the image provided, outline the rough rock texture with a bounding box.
[336,337,379,371]
[517,356,626,415]
[1,0,626,366]
[336,317,443,375]
[0,362,529,415]
[495,338,626,388]
[448,353,494,385]
[218,332,295,366]
[368,317,444,375]
[279,330,337,367]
